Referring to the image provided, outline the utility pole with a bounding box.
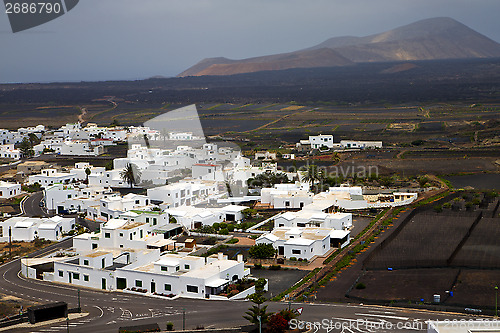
[257,315,262,333]
[66,316,69,333]
[77,289,81,311]
[182,308,185,330]
[8,227,12,258]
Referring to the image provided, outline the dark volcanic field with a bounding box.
[1,58,500,105]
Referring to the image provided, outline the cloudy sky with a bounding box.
[1,0,499,83]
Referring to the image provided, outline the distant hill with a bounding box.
[178,17,500,77]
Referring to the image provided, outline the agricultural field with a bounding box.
[316,191,500,310]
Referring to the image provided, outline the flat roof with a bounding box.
[84,251,110,258]
[121,222,145,230]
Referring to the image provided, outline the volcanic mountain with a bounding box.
[178,17,500,77]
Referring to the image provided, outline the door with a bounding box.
[117,278,126,290]
[101,278,106,290]
[151,282,156,293]
[278,246,284,256]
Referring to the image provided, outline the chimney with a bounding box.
[218,252,223,260]
[237,254,243,263]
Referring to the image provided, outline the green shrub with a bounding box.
[166,322,174,331]
[355,282,366,289]
[269,265,281,270]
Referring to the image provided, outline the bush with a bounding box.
[253,263,262,269]
[227,238,239,244]
[219,228,229,235]
[227,224,235,232]
[433,205,443,213]
[266,313,288,333]
[355,282,366,289]
[166,322,174,331]
[269,265,281,270]
[443,202,451,209]
[289,257,297,261]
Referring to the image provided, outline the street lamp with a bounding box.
[77,289,80,311]
[257,315,262,333]
[495,286,498,317]
[66,316,69,333]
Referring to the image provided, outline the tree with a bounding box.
[302,164,325,193]
[120,163,141,188]
[18,137,34,158]
[244,287,271,327]
[247,172,292,189]
[249,243,276,260]
[84,167,91,184]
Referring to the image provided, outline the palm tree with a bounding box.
[120,163,141,188]
[302,164,325,193]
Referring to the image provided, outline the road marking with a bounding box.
[355,313,410,320]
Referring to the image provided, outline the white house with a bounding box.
[309,135,334,149]
[260,183,313,209]
[0,144,20,160]
[44,183,115,213]
[340,140,382,149]
[40,251,248,298]
[27,169,78,186]
[86,194,153,222]
[59,140,104,156]
[0,181,21,199]
[256,227,349,261]
[166,206,224,230]
[274,211,352,230]
[0,216,75,242]
[147,180,218,208]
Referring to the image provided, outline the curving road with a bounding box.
[22,191,49,218]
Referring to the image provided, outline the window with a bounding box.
[135,200,140,204]
[104,232,110,238]
[175,266,180,271]
[102,258,106,268]
[135,280,142,287]
[83,259,89,265]
[285,201,290,207]
[73,273,80,280]
[161,266,168,272]
[292,249,301,255]
[119,244,123,248]
[164,284,171,291]
[92,243,98,249]
[184,264,190,270]
[58,270,63,277]
[84,275,89,282]
[67,194,72,199]
[146,217,150,223]
[153,218,157,225]
[187,285,198,293]
[119,233,123,237]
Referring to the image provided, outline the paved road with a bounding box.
[22,191,49,217]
